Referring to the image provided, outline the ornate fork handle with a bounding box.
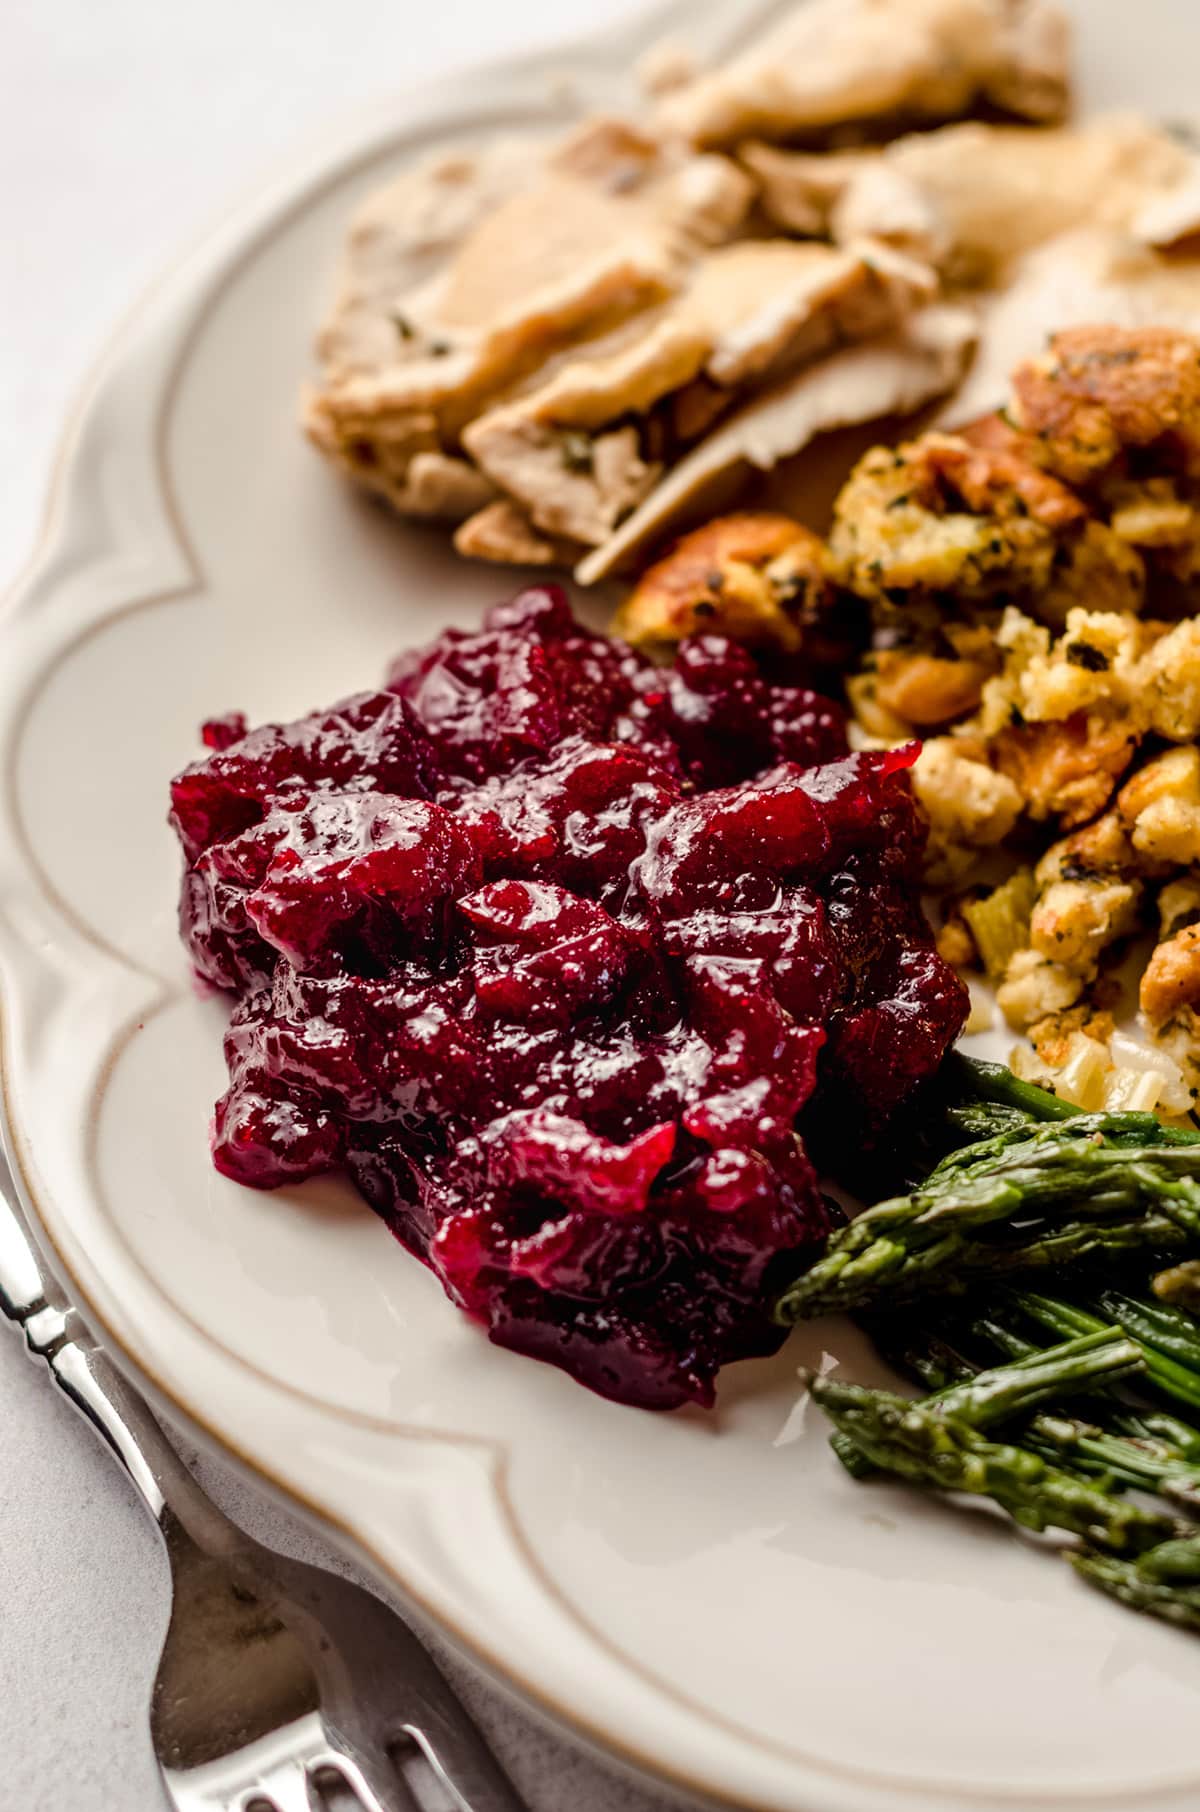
[0,1136,534,1812]
[0,1141,247,1548]
[0,1152,190,1522]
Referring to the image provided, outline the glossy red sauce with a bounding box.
[172,587,965,1408]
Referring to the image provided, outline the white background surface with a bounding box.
[0,4,688,1807]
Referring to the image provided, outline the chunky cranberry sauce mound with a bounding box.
[171,587,965,1410]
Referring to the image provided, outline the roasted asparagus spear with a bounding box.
[777,1117,1200,1323]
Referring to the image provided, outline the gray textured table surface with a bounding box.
[1,3,693,1806]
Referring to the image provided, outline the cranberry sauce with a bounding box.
[171,587,965,1409]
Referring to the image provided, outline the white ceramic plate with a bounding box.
[7,3,1200,1808]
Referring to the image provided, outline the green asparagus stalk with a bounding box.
[798,1078,1200,1640]
[806,1372,1177,1553]
[776,1117,1200,1323]
[1090,1287,1200,1373]
[871,1321,1142,1422]
[1139,1536,1200,1581]
[830,1431,876,1478]
[1073,1538,1200,1632]
[1029,1417,1200,1512]
[880,1325,1197,1498]
[951,1056,1200,1143]
[948,1055,1081,1123]
[965,1301,1200,1458]
[1001,1292,1102,1343]
[943,1103,1044,1145]
[944,1335,1200,1502]
[1134,1411,1200,1460]
[858,1321,1146,1487]
[929,1329,1145,1429]
[831,1326,972,1480]
[869,1295,1200,1477]
[1012,1290,1200,1417]
[967,1314,1038,1362]
[867,1321,978,1393]
[839,1055,1084,1202]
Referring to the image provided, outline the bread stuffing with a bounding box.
[613,323,1200,1117]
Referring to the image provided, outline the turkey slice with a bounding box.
[657,0,1069,148]
[576,304,977,582]
[464,239,936,547]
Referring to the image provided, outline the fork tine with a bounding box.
[162,1727,396,1812]
[390,1729,474,1812]
[237,1752,318,1812]
[313,1750,394,1812]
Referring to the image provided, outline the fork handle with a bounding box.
[0,1143,534,1812]
[0,1137,244,1550]
[10,1290,171,1516]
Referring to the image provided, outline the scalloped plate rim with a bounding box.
[6,6,1200,1812]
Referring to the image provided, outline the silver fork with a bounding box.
[0,1138,530,1812]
